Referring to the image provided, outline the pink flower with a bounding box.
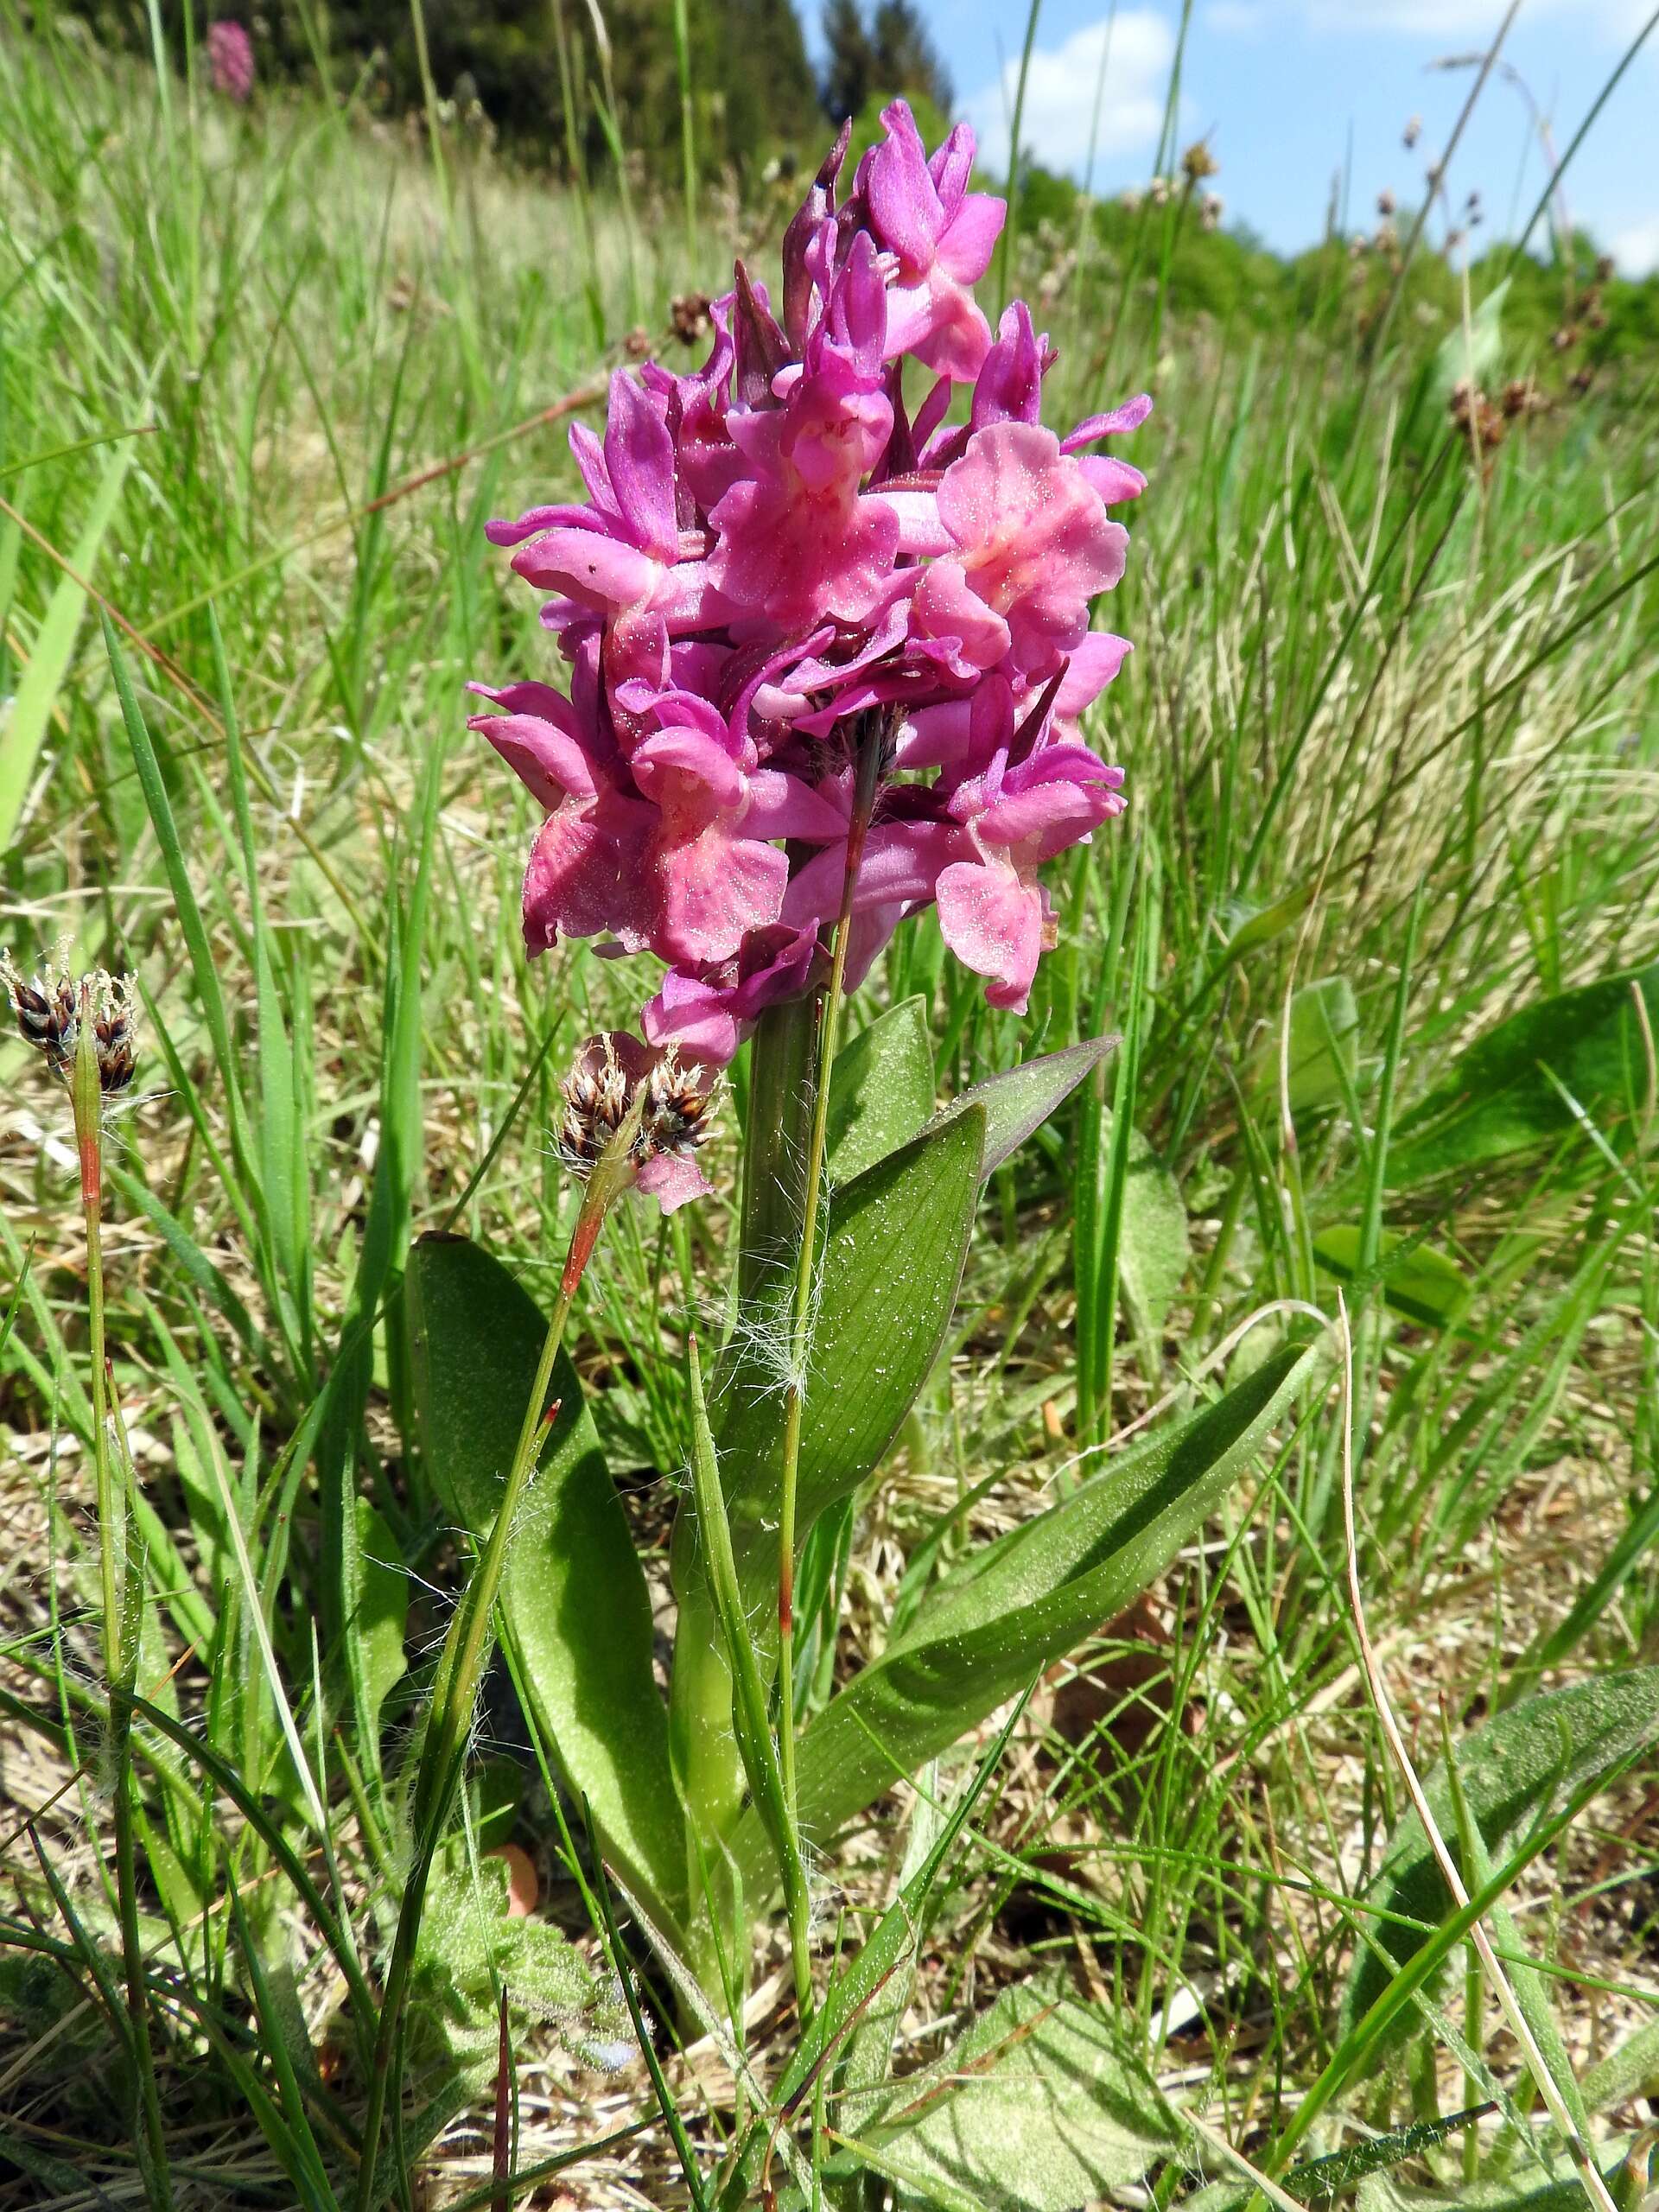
[936,735,1126,1013]
[522,787,655,954]
[473,98,1148,1046]
[708,241,899,633]
[487,372,716,634]
[207,20,254,102]
[467,679,613,809]
[861,105,1005,381]
[643,925,823,1066]
[1062,393,1155,506]
[942,743,1123,1017]
[924,423,1129,679]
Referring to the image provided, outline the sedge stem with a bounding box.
[354,1127,637,2211]
[775,713,884,2025]
[71,995,173,2211]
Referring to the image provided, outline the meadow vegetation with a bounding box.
[2,9,1658,2209]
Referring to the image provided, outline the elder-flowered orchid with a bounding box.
[207,18,254,101]
[472,97,1151,1201]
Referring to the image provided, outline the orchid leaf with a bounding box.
[734,1341,1315,1884]
[406,1233,686,1929]
[828,995,936,1184]
[718,1105,985,1594]
[930,1034,1116,1179]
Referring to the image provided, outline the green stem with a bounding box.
[736,992,817,1309]
[775,716,885,2023]
[354,1133,633,2212]
[667,996,812,1986]
[71,999,173,2212]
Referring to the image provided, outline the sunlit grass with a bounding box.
[2,13,1657,2209]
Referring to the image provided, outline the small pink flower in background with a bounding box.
[207,20,254,103]
[473,98,1152,1066]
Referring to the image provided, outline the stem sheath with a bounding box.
[774,714,885,2022]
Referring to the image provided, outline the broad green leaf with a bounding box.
[1113,1119,1190,1336]
[0,429,138,848]
[929,1035,1115,1178]
[1313,1224,1470,1327]
[845,1979,1182,2211]
[737,1343,1314,1881]
[406,1234,686,1929]
[719,1107,985,1589]
[1385,964,1658,1187]
[1250,976,1362,1115]
[1340,1669,1659,2041]
[828,996,935,1183]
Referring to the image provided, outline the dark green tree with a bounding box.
[711,0,820,170]
[822,0,953,127]
[871,0,951,116]
[822,0,876,124]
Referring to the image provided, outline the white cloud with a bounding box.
[964,13,1176,184]
[1611,215,1659,274]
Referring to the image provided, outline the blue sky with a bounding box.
[806,2,1659,272]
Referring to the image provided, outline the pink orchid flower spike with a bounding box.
[473,95,1149,1058]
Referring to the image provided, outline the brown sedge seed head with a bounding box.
[2,950,138,1096]
[557,1033,718,1179]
